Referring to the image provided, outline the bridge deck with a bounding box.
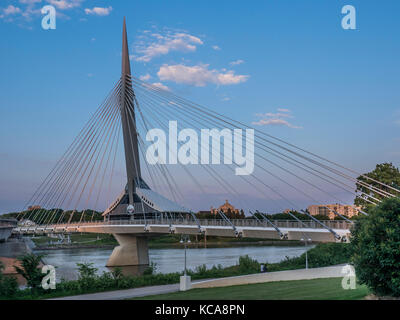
[14,219,352,242]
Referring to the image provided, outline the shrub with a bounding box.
[238,255,260,273]
[143,262,157,275]
[76,262,98,290]
[266,243,351,272]
[350,197,400,297]
[0,262,18,298]
[14,254,44,293]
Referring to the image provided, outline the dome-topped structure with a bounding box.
[211,200,240,216]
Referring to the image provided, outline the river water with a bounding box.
[34,245,313,281]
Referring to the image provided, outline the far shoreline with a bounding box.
[32,239,305,251]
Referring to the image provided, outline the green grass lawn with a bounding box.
[133,277,369,300]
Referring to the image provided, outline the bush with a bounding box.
[238,255,260,273]
[0,262,18,298]
[14,254,44,293]
[76,262,98,290]
[266,243,351,272]
[350,197,400,297]
[143,262,157,275]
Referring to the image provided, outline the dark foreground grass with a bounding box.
[133,277,369,300]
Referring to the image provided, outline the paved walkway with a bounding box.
[50,283,181,300]
[51,264,347,300]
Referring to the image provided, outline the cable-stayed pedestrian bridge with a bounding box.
[15,218,351,242]
[13,18,399,268]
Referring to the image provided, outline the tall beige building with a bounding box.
[211,200,240,216]
[307,204,360,220]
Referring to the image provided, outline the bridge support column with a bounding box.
[106,234,149,267]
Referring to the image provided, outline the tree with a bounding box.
[350,197,400,297]
[355,163,400,210]
[14,254,44,293]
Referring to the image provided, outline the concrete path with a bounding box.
[50,283,181,300]
[192,264,346,289]
[51,264,347,300]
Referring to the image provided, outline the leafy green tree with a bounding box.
[14,254,44,293]
[355,163,400,210]
[350,197,400,297]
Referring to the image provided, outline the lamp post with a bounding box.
[180,235,191,291]
[180,235,191,275]
[300,238,312,269]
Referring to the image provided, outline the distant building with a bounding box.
[19,219,36,226]
[28,205,41,211]
[307,204,360,220]
[211,200,240,216]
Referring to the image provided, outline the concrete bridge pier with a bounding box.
[106,234,149,267]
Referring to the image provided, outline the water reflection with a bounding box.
[34,245,313,281]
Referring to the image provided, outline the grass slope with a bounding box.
[134,277,369,300]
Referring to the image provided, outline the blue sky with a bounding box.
[0,0,399,213]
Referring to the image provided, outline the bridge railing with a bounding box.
[0,219,17,228]
[47,218,352,230]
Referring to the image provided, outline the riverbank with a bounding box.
[31,233,304,250]
[0,243,351,300]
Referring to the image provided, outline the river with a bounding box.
[34,245,313,281]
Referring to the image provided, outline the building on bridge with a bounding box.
[307,204,360,220]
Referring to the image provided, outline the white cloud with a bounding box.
[157,64,249,87]
[47,0,83,10]
[252,109,302,129]
[84,6,112,16]
[135,30,203,62]
[230,59,244,66]
[151,82,170,91]
[212,45,221,51]
[2,5,22,16]
[19,0,42,4]
[139,74,151,81]
[256,112,292,119]
[1,0,80,23]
